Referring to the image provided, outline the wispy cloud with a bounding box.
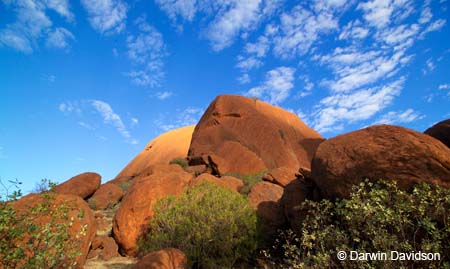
[59,101,81,114]
[0,0,74,53]
[126,17,167,87]
[245,66,295,105]
[45,27,75,50]
[154,107,203,131]
[90,100,131,140]
[80,0,127,34]
[373,108,424,125]
[155,91,173,100]
[309,78,405,133]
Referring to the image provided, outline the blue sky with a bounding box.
[0,0,449,194]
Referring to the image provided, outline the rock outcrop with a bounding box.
[425,119,450,148]
[133,248,187,269]
[312,124,450,199]
[248,181,285,242]
[88,183,124,210]
[53,172,101,199]
[13,193,96,268]
[115,126,195,181]
[190,173,244,192]
[187,95,324,175]
[113,165,194,256]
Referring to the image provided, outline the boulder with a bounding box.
[280,177,318,233]
[425,119,450,148]
[187,95,324,175]
[115,126,195,180]
[133,248,187,269]
[190,173,244,192]
[53,172,101,199]
[13,193,96,268]
[312,124,450,199]
[88,183,123,210]
[262,166,297,187]
[87,236,119,261]
[248,182,285,242]
[113,165,194,256]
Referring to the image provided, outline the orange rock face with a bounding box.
[248,181,285,242]
[133,248,187,269]
[113,165,194,256]
[13,193,96,268]
[262,166,298,187]
[88,183,124,210]
[425,118,450,148]
[188,95,324,175]
[312,124,450,199]
[115,126,195,180]
[190,173,244,192]
[54,172,101,199]
[87,236,119,261]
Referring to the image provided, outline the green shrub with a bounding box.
[118,181,131,192]
[0,179,84,269]
[139,181,258,268]
[223,170,266,195]
[169,157,188,168]
[267,180,450,269]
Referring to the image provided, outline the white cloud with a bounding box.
[154,0,197,22]
[339,20,370,40]
[59,101,81,114]
[45,27,75,49]
[311,78,405,133]
[245,66,295,104]
[90,100,138,144]
[0,0,73,53]
[373,108,424,125]
[155,91,173,100]
[206,0,263,51]
[423,58,435,75]
[80,0,127,34]
[273,4,339,58]
[126,18,167,87]
[439,84,450,90]
[78,121,94,130]
[155,107,203,131]
[131,117,139,127]
[420,19,446,38]
[237,73,251,84]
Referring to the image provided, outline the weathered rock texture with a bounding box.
[133,248,187,269]
[88,183,123,210]
[190,173,244,192]
[187,95,324,175]
[115,126,195,181]
[248,181,285,242]
[13,193,96,268]
[53,172,101,199]
[312,124,450,199]
[425,118,450,148]
[113,165,194,256]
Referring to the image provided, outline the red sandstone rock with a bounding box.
[88,183,123,210]
[133,248,187,269]
[425,118,450,148]
[53,172,101,199]
[190,173,244,192]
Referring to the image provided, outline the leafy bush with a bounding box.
[139,181,258,268]
[267,180,450,269]
[0,179,84,269]
[169,157,188,168]
[223,170,266,195]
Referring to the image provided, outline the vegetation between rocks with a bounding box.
[169,157,189,168]
[139,181,258,269]
[265,180,450,269]
[223,170,266,195]
[0,179,85,269]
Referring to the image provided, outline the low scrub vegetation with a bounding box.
[265,180,450,269]
[169,157,189,168]
[0,179,84,269]
[139,181,258,268]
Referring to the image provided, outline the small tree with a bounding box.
[139,181,258,268]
